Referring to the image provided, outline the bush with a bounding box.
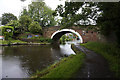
[28,21,42,34]
[0,26,14,40]
[39,38,53,43]
[6,20,21,34]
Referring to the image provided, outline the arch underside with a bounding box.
[51,29,83,43]
[52,31,71,41]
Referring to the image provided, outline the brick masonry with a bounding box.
[43,26,99,43]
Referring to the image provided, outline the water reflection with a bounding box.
[2,56,28,78]
[1,41,79,78]
[2,45,57,78]
[60,43,75,56]
[59,40,80,56]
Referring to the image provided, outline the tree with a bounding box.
[28,21,42,34]
[20,8,28,16]
[6,20,21,34]
[21,2,56,27]
[6,20,20,29]
[1,13,17,25]
[54,2,100,28]
[55,2,83,27]
[97,2,120,44]
[19,15,32,32]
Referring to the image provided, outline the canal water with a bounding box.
[0,41,80,78]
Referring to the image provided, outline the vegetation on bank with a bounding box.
[32,45,85,79]
[81,42,120,77]
[18,34,53,43]
[0,26,14,40]
[0,40,27,45]
[0,1,56,42]
[0,38,53,45]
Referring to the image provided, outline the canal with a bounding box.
[0,41,80,78]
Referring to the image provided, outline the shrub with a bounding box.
[28,21,42,34]
[39,38,53,43]
[6,20,21,34]
[0,26,14,40]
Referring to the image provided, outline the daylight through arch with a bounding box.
[51,29,83,43]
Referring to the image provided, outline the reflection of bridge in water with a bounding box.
[43,26,99,43]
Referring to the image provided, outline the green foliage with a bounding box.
[43,54,85,78]
[18,34,28,39]
[39,38,53,43]
[30,37,53,43]
[6,20,20,28]
[19,15,32,32]
[60,35,66,44]
[28,21,42,34]
[55,2,99,28]
[20,2,56,27]
[6,20,21,34]
[97,3,120,44]
[60,34,73,44]
[0,26,14,40]
[0,40,27,45]
[18,33,52,43]
[81,42,120,77]
[20,8,28,16]
[1,13,17,25]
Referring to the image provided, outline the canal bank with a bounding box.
[0,42,50,46]
[32,44,85,78]
[1,41,118,79]
[32,42,118,79]
[0,40,51,46]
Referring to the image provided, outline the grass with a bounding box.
[81,42,120,78]
[0,40,27,45]
[0,39,51,46]
[32,46,85,79]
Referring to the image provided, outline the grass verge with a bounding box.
[0,40,50,45]
[81,42,120,78]
[0,40,27,45]
[32,45,85,79]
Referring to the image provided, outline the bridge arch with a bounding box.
[51,29,83,43]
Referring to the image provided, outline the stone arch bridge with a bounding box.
[43,26,99,43]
